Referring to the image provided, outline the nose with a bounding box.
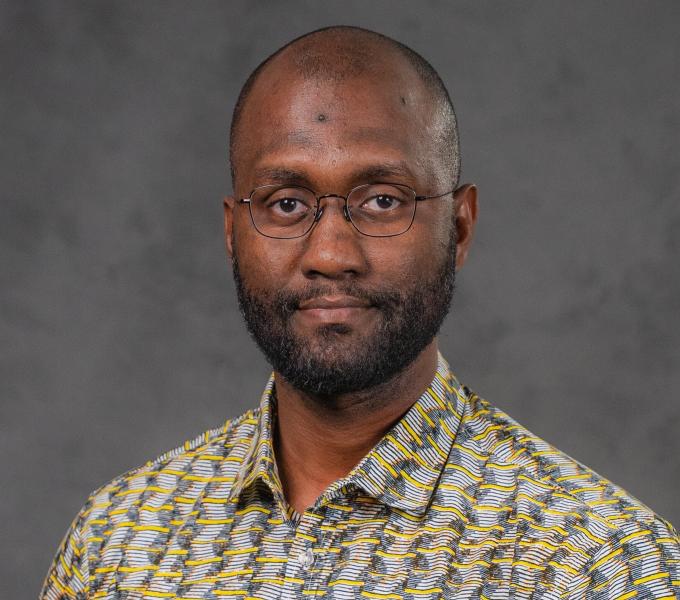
[298,196,368,281]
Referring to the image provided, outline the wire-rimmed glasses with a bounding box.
[238,182,455,239]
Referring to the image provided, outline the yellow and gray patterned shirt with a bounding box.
[42,356,680,599]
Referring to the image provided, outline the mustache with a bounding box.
[270,283,403,315]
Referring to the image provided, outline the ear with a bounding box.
[223,196,236,259]
[452,184,478,270]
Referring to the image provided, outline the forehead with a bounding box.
[234,56,443,190]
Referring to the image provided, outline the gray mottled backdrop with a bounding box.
[1,1,678,596]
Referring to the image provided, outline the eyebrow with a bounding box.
[251,167,311,186]
[250,162,417,189]
[356,164,416,182]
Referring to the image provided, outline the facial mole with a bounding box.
[400,96,407,105]
[316,113,327,122]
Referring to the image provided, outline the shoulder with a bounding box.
[87,406,260,522]
[39,407,260,599]
[437,385,680,595]
[86,407,259,503]
[454,390,664,523]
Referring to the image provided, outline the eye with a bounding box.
[362,194,403,211]
[274,197,302,214]
[263,189,313,217]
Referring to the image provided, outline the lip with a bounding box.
[296,295,374,326]
[298,295,371,310]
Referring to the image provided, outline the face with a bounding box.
[225,56,477,397]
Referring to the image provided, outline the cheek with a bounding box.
[233,217,299,288]
[396,215,453,271]
[420,208,456,267]
[364,236,435,288]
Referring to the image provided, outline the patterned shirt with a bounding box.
[41,356,680,599]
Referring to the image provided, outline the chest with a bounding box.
[84,494,546,600]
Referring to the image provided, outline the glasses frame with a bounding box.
[238,182,457,239]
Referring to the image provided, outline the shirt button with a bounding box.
[297,548,315,569]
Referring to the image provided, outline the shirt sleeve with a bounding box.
[564,517,680,599]
[39,508,88,600]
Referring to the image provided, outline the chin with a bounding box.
[315,322,353,336]
[301,325,363,361]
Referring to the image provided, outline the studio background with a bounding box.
[1,2,678,596]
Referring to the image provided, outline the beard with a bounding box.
[232,234,456,398]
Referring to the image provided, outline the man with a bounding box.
[41,26,679,600]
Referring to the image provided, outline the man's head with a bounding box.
[224,26,477,398]
[229,26,461,190]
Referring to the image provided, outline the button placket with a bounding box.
[279,510,320,597]
[305,502,350,596]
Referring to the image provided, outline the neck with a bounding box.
[272,340,439,515]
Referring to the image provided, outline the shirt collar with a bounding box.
[229,376,288,510]
[229,353,468,517]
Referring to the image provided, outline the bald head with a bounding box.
[229,26,460,188]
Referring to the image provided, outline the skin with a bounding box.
[224,43,478,514]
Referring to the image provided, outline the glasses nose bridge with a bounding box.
[314,192,351,223]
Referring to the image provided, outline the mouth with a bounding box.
[295,295,375,326]
[298,295,371,310]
